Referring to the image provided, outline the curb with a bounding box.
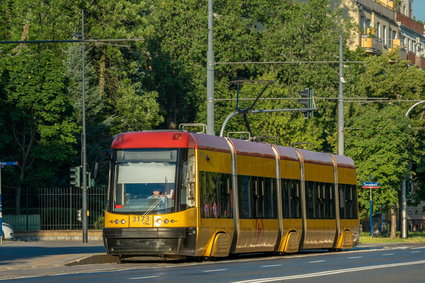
[65,254,118,266]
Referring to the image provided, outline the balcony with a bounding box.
[390,39,408,59]
[361,35,383,54]
[358,0,396,20]
[375,0,394,9]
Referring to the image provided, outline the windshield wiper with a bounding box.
[143,195,166,216]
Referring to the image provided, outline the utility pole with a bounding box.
[401,177,407,238]
[206,0,215,135]
[401,102,425,239]
[81,9,88,244]
[338,35,345,155]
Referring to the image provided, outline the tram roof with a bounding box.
[330,154,356,169]
[273,146,299,161]
[296,148,334,166]
[111,131,355,169]
[195,133,231,153]
[228,138,275,158]
[111,131,197,149]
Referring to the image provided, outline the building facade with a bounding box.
[330,0,425,68]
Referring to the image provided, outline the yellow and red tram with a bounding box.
[103,131,359,259]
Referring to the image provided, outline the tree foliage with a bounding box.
[0,0,424,228]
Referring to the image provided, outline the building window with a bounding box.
[376,22,381,38]
[383,25,387,47]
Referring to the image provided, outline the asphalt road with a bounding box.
[1,241,425,282]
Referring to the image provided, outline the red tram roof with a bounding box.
[111,131,231,152]
[111,131,196,149]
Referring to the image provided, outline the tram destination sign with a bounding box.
[362,182,380,189]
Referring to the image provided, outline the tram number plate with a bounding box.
[131,215,151,226]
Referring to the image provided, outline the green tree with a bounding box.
[345,51,425,237]
[0,0,81,212]
[2,48,79,213]
[82,0,163,134]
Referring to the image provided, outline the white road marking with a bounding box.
[202,269,228,273]
[308,260,326,263]
[261,264,283,268]
[129,275,160,280]
[382,253,395,256]
[230,259,425,283]
[411,246,425,250]
[347,256,363,259]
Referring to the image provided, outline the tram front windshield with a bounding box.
[112,149,178,213]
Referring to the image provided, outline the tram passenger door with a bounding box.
[303,181,337,249]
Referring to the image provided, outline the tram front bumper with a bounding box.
[103,227,196,257]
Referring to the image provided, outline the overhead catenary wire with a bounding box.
[214,60,365,65]
[216,97,424,103]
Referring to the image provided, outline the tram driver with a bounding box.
[147,189,167,208]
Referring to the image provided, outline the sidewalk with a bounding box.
[0,240,114,279]
[0,240,121,281]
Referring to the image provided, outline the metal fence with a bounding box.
[2,187,107,231]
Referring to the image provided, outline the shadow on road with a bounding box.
[0,245,105,266]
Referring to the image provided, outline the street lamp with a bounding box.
[401,100,425,239]
[206,0,215,135]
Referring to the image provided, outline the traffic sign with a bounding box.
[362,182,380,189]
[0,161,18,168]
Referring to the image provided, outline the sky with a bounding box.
[413,0,425,22]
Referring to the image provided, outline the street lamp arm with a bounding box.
[405,100,425,117]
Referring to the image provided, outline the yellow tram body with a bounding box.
[103,131,359,259]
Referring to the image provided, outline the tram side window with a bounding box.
[306,181,316,218]
[264,178,277,218]
[326,183,336,219]
[251,177,277,219]
[238,175,277,219]
[251,177,263,219]
[218,174,232,218]
[339,184,358,219]
[317,183,325,219]
[306,181,336,219]
[238,175,252,218]
[200,171,232,218]
[282,179,301,218]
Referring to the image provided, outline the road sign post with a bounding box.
[0,161,18,244]
[362,181,380,236]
